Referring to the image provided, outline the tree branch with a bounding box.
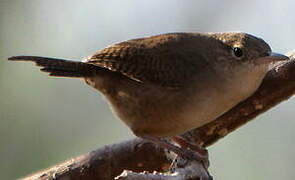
[22,51,295,180]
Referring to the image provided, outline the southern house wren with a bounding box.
[8,32,288,161]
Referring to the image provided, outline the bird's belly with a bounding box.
[123,76,264,137]
[131,98,232,137]
[99,65,267,138]
[127,87,255,137]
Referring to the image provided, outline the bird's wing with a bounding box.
[85,33,212,87]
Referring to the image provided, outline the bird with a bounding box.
[8,32,288,163]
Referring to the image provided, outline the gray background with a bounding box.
[1,0,295,179]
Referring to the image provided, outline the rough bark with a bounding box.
[22,51,295,180]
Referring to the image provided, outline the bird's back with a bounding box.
[84,33,218,88]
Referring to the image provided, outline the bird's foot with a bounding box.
[172,136,209,169]
[141,135,209,169]
[172,136,208,157]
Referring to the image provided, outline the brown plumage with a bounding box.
[8,56,101,77]
[8,32,288,162]
[85,33,216,87]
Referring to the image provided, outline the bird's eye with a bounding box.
[232,47,243,58]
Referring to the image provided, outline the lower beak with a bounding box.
[257,52,289,64]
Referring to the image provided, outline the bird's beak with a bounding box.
[257,52,289,64]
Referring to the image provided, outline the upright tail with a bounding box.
[8,56,100,78]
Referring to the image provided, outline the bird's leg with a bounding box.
[172,136,209,169]
[140,135,208,167]
[171,136,208,158]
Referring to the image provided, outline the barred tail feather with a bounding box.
[8,56,99,78]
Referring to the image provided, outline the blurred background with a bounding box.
[1,0,295,179]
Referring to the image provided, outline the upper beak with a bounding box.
[257,52,289,64]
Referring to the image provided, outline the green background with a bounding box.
[1,0,295,179]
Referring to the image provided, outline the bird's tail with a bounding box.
[8,56,100,78]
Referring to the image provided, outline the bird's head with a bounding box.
[208,32,288,74]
